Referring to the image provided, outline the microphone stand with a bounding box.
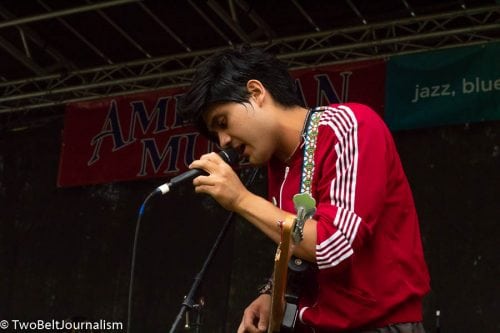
[168,167,259,333]
[168,209,235,333]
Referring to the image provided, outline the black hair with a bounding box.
[176,46,303,139]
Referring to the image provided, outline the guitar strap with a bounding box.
[300,108,322,194]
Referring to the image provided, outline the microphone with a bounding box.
[156,148,239,194]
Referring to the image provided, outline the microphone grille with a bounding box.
[219,148,239,165]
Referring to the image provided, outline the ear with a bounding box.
[246,79,266,106]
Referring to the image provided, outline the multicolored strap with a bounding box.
[300,108,321,194]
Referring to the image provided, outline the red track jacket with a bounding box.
[267,103,430,332]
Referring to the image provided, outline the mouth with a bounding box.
[236,145,252,164]
[233,145,251,164]
[236,144,246,157]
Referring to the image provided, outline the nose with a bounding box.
[218,132,232,148]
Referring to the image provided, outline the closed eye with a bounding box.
[212,116,227,130]
[206,114,227,142]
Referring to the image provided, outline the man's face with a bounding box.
[203,101,277,165]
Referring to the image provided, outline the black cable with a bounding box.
[126,167,259,333]
[126,189,159,333]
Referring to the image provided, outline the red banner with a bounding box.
[58,88,217,187]
[58,59,385,187]
[292,59,385,114]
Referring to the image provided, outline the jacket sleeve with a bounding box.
[312,104,391,270]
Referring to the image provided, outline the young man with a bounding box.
[177,46,430,333]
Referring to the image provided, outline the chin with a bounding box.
[248,152,270,166]
[249,159,266,167]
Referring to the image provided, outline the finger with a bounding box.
[193,184,214,195]
[189,155,222,173]
[192,175,213,187]
[237,321,245,333]
[199,152,224,164]
[241,312,260,333]
[188,158,209,170]
[257,315,268,332]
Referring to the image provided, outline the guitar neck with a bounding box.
[268,215,296,333]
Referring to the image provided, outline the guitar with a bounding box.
[268,193,316,333]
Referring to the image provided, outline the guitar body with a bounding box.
[269,256,311,333]
[268,194,316,333]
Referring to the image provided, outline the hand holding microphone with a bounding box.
[156,148,239,194]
